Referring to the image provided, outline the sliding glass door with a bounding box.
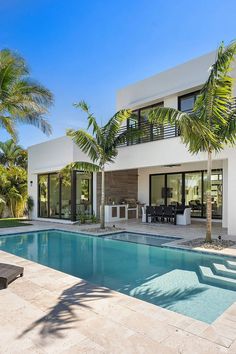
[38,175,48,217]
[75,172,93,220]
[150,169,223,219]
[49,174,60,218]
[150,174,165,205]
[38,171,93,220]
[203,170,223,219]
[185,172,202,217]
[61,178,72,219]
[166,174,182,206]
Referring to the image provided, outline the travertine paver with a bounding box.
[0,220,236,353]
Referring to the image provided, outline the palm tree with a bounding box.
[0,139,27,168]
[149,41,236,242]
[0,165,27,218]
[63,101,141,229]
[0,49,53,139]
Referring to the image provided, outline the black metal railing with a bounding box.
[117,121,180,147]
[117,97,236,148]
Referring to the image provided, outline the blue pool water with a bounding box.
[0,229,236,323]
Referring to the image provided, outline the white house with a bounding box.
[28,51,236,235]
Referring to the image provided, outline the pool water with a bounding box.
[0,229,236,324]
[104,232,180,246]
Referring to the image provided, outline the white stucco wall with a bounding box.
[28,135,93,219]
[116,51,216,111]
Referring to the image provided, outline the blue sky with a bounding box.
[1,0,236,148]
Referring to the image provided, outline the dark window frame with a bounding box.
[38,171,93,221]
[127,101,172,146]
[149,169,223,220]
[178,90,200,113]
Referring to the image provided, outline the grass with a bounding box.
[0,218,32,228]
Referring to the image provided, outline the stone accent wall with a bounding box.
[96,169,138,216]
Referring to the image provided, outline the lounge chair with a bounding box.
[0,263,24,289]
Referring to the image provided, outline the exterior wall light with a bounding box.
[30,181,33,187]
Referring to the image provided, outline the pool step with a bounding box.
[213,263,236,279]
[226,260,236,270]
[199,266,236,289]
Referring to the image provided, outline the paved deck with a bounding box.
[0,220,236,353]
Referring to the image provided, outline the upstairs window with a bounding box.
[178,91,199,113]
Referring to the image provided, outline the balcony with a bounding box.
[118,96,236,148]
[118,121,180,147]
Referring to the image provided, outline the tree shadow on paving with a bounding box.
[18,280,111,340]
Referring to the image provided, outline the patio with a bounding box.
[0,220,236,353]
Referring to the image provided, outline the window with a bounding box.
[127,111,139,145]
[178,92,199,113]
[124,101,179,146]
[185,172,202,217]
[38,171,93,220]
[49,174,60,218]
[61,177,72,219]
[140,103,164,143]
[38,175,48,217]
[150,175,165,205]
[203,170,223,219]
[75,172,93,220]
[150,169,223,219]
[166,174,182,206]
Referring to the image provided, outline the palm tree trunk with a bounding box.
[10,200,14,218]
[205,150,212,242]
[100,169,105,229]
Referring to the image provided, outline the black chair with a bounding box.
[163,206,176,224]
[146,206,157,223]
[155,206,164,222]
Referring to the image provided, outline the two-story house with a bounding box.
[28,51,236,235]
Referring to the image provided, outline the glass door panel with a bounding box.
[166,174,182,206]
[38,175,48,217]
[49,174,60,218]
[61,176,71,219]
[185,172,202,217]
[150,175,165,205]
[76,172,92,220]
[203,170,223,219]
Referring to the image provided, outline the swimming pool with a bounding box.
[0,229,236,324]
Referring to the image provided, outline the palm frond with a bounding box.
[194,41,236,129]
[0,49,53,138]
[0,116,18,140]
[149,106,191,127]
[61,161,100,177]
[113,127,143,147]
[219,109,236,145]
[73,100,90,113]
[67,128,100,162]
[103,109,132,145]
[148,106,219,154]
[73,100,104,143]
[16,114,52,136]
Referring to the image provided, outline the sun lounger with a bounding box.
[0,263,24,289]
